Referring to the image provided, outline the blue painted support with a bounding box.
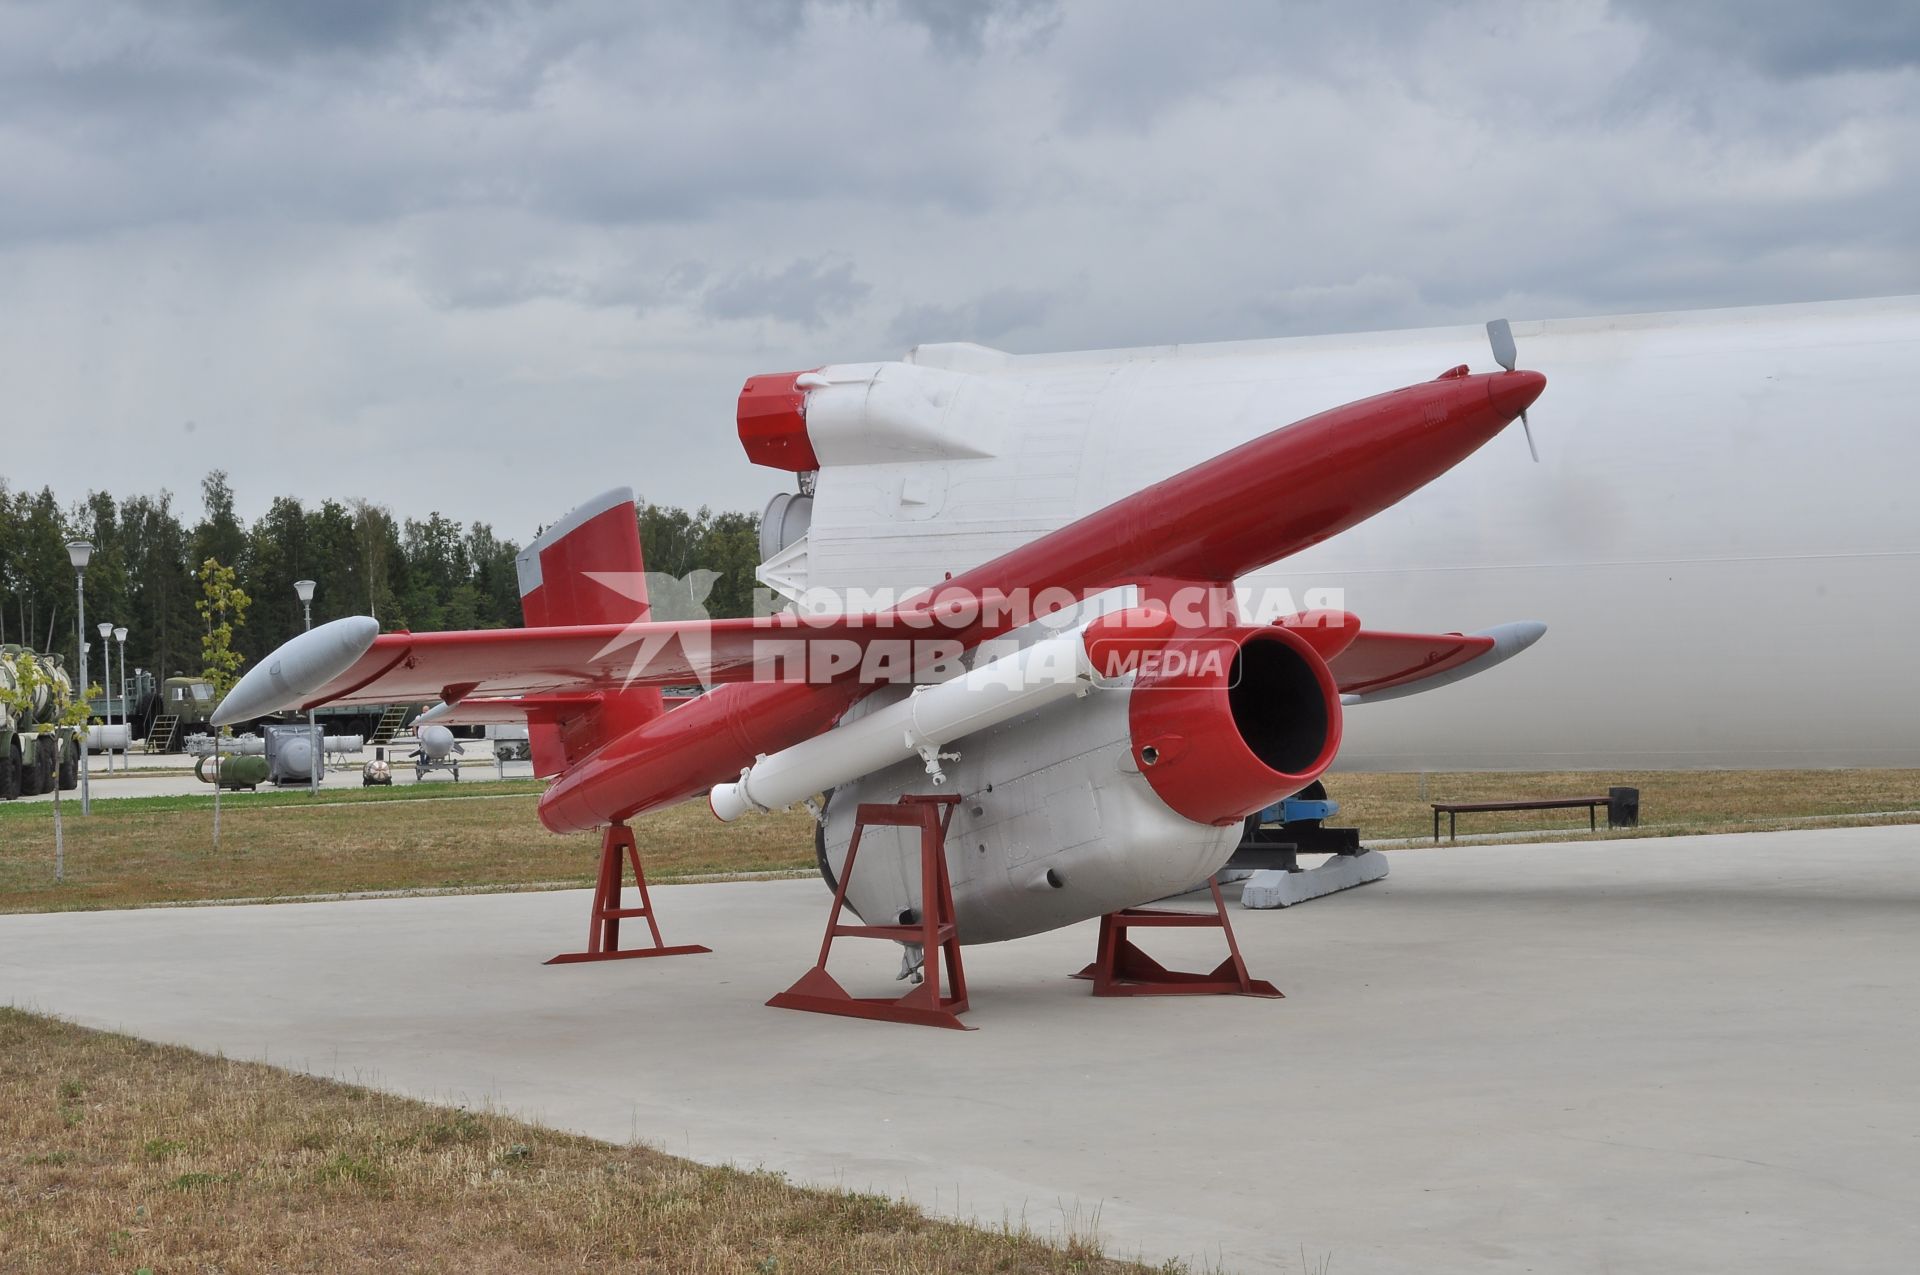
[1256,796,1340,826]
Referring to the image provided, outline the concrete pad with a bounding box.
[4,825,1919,1273]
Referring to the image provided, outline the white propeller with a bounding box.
[1486,318,1539,463]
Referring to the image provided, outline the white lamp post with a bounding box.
[295,580,318,794]
[66,540,92,815]
[96,621,114,774]
[114,628,128,759]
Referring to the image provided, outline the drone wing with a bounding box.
[212,613,925,725]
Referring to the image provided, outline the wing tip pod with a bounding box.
[1479,619,1548,656]
[1343,620,1546,706]
[211,615,382,727]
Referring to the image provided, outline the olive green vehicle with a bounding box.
[0,644,81,800]
[146,674,218,746]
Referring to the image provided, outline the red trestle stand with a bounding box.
[546,821,711,965]
[1071,877,1283,998]
[767,794,974,1030]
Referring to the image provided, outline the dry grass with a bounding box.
[0,1009,1177,1275]
[0,792,818,914]
[2,770,1916,915]
[1335,767,1920,842]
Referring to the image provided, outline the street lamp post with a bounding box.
[295,580,318,794]
[114,628,128,761]
[96,621,114,774]
[66,540,92,815]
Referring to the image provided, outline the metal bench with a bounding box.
[1431,795,1622,842]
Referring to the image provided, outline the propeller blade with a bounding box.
[1487,317,1536,461]
[1486,318,1517,372]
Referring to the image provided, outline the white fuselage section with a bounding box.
[775,295,1920,771]
[824,680,1239,945]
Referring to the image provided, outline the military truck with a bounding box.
[126,673,217,751]
[0,645,81,800]
[89,667,155,732]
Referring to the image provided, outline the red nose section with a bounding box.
[1488,369,1546,420]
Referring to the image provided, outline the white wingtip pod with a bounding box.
[1341,620,1547,707]
[212,615,381,727]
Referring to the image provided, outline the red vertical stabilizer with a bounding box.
[515,488,664,775]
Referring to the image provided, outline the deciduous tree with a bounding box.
[195,558,250,700]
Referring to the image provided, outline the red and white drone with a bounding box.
[220,332,1546,1028]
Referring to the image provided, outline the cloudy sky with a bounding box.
[3,0,1916,538]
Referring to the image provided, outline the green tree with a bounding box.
[399,512,471,633]
[636,502,710,580]
[466,522,522,628]
[119,491,197,680]
[191,471,247,576]
[240,495,309,665]
[700,510,764,619]
[352,499,404,624]
[635,502,763,620]
[195,558,251,700]
[3,474,762,659]
[0,484,76,654]
[306,499,366,629]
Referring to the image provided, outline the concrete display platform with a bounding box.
[4,825,1919,1273]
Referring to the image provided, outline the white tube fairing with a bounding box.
[708,625,1105,821]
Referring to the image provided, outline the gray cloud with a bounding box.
[892,284,1058,345]
[184,0,492,59]
[0,0,1915,535]
[1618,0,1920,77]
[889,0,1059,56]
[703,256,872,327]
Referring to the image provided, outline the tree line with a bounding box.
[0,472,762,691]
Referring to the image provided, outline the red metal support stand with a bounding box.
[546,822,711,964]
[767,794,973,1030]
[1072,877,1283,997]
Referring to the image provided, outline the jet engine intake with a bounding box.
[1127,625,1342,826]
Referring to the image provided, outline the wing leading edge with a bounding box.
[239,615,938,718]
[220,606,1544,729]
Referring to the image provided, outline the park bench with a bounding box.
[1431,787,1639,842]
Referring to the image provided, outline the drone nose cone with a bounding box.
[1488,369,1546,420]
